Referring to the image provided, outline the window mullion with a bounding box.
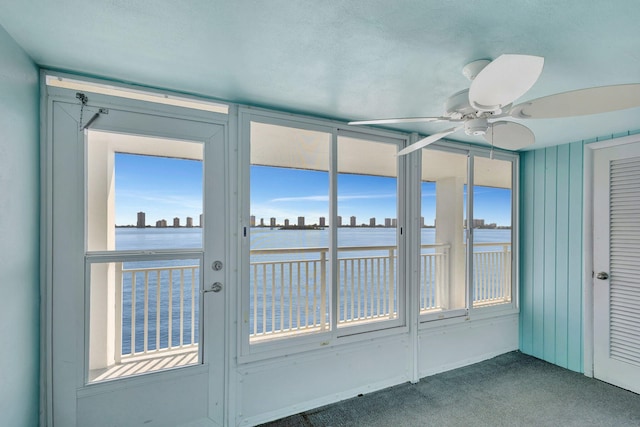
[329,131,339,337]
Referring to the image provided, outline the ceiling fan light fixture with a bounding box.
[464,117,488,136]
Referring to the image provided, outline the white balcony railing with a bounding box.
[472,242,512,306]
[114,242,511,357]
[116,263,199,362]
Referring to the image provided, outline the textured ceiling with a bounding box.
[1,0,640,149]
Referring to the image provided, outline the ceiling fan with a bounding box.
[349,54,640,155]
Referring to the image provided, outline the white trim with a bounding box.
[45,72,229,114]
[39,70,54,427]
[583,143,594,377]
[585,133,640,150]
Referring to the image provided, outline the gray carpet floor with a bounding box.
[259,351,640,427]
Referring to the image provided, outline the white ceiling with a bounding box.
[2,0,640,149]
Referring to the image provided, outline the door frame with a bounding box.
[41,73,234,426]
[583,133,640,379]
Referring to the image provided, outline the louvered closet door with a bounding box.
[593,139,640,394]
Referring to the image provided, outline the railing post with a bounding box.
[320,250,327,330]
[388,248,395,318]
[115,262,122,364]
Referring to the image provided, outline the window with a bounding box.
[248,121,331,341]
[244,117,405,350]
[242,113,517,355]
[420,149,468,319]
[471,156,513,307]
[337,136,399,328]
[419,148,517,321]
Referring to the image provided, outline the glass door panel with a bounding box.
[85,130,204,382]
[87,257,201,383]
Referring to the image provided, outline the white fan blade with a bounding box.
[484,121,535,150]
[510,84,640,119]
[397,126,462,156]
[469,54,544,111]
[349,117,448,125]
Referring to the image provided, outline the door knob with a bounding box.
[596,272,609,280]
[203,282,223,293]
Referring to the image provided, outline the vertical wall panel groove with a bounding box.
[520,141,584,373]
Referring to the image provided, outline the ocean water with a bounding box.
[115,227,511,352]
[116,226,511,251]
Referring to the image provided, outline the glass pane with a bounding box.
[337,137,398,328]
[86,130,203,251]
[87,258,200,383]
[472,156,513,307]
[421,149,468,314]
[249,122,331,341]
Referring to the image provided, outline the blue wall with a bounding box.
[520,142,584,373]
[0,25,40,425]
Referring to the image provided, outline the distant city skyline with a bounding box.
[115,154,511,227]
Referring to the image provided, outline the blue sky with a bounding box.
[115,156,511,226]
[250,166,511,226]
[115,153,203,226]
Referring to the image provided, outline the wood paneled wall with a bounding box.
[520,141,584,372]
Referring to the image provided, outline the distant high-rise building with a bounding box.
[421,216,425,228]
[385,218,391,227]
[337,216,342,227]
[270,217,276,227]
[156,219,167,228]
[284,219,290,227]
[173,217,180,227]
[369,217,376,227]
[161,219,167,228]
[298,216,305,227]
[391,218,397,227]
[137,211,145,228]
[250,215,256,227]
[199,214,203,228]
[186,217,193,228]
[260,218,265,227]
[319,217,326,227]
[350,216,356,227]
[155,220,162,227]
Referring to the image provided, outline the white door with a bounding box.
[48,94,227,426]
[593,138,640,394]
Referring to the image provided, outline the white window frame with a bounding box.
[417,142,520,326]
[238,108,409,362]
